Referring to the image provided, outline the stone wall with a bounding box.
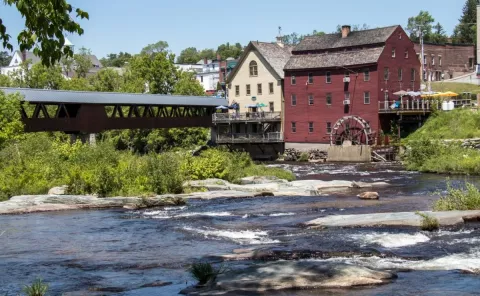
[327,145,372,162]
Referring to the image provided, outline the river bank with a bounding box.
[1,163,480,295]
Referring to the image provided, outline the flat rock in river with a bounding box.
[186,261,395,295]
[305,210,480,227]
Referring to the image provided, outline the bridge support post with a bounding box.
[210,127,217,144]
[69,133,96,146]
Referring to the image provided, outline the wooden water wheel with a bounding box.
[330,115,374,145]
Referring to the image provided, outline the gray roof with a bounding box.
[285,47,385,70]
[0,87,228,107]
[17,51,102,68]
[252,42,293,78]
[293,26,399,52]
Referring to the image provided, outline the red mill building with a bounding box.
[283,25,421,149]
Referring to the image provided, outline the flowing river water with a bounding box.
[1,163,480,295]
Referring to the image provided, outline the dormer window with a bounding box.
[14,58,18,64]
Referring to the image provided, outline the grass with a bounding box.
[431,82,480,95]
[189,262,224,286]
[415,211,440,231]
[434,181,480,211]
[23,278,48,296]
[405,109,480,141]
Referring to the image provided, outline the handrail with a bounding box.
[216,132,283,143]
[212,112,282,122]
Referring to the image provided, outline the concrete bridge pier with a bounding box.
[69,133,97,146]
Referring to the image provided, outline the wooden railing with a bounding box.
[212,112,281,122]
[216,132,283,143]
[378,100,438,113]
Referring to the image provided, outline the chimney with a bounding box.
[204,57,208,65]
[341,25,351,38]
[276,35,284,48]
[216,53,221,61]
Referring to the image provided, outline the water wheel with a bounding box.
[330,115,374,145]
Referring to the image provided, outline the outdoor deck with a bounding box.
[216,132,283,144]
[212,112,281,123]
[378,100,437,114]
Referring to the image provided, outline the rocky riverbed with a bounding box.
[1,163,480,295]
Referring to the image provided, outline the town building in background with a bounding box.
[413,42,475,81]
[212,38,292,159]
[283,25,421,150]
[0,38,103,78]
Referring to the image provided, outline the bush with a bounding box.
[434,181,480,211]
[298,152,309,162]
[23,278,48,296]
[189,262,224,286]
[415,211,439,231]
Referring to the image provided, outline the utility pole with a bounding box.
[419,28,425,91]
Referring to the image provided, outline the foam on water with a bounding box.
[269,213,295,217]
[350,232,430,248]
[143,210,233,219]
[182,226,280,245]
[313,247,480,272]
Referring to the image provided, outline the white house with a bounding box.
[196,59,220,93]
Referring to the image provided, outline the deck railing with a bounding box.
[378,100,438,113]
[212,112,281,122]
[216,132,283,143]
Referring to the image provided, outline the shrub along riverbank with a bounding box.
[403,109,480,175]
[0,134,294,201]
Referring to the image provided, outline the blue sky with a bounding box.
[0,0,467,59]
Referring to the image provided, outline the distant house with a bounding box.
[0,39,103,78]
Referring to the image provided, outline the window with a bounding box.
[291,75,296,85]
[252,124,258,133]
[392,47,396,58]
[364,91,370,104]
[235,124,241,133]
[257,83,262,95]
[384,91,389,101]
[269,82,274,94]
[308,73,313,84]
[439,56,442,66]
[398,68,403,81]
[364,69,370,81]
[432,56,435,66]
[326,122,332,134]
[423,55,427,65]
[326,71,331,83]
[399,33,402,40]
[308,122,314,133]
[291,122,296,133]
[326,93,332,105]
[411,68,416,81]
[249,61,258,76]
[308,94,314,105]
[291,94,297,106]
[469,58,475,69]
[200,76,203,83]
[404,49,409,59]
[235,85,240,96]
[246,84,251,96]
[269,102,274,112]
[345,92,350,101]
[384,67,389,80]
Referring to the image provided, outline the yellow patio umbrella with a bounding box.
[421,93,441,98]
[441,91,459,97]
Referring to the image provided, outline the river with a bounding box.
[1,163,480,295]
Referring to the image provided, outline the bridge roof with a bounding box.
[0,87,228,107]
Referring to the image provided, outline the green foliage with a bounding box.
[0,51,10,67]
[22,278,48,296]
[189,262,224,286]
[434,181,480,211]
[141,40,169,55]
[431,82,480,95]
[0,74,11,87]
[298,152,309,162]
[216,42,243,59]
[406,11,448,43]
[100,52,132,67]
[405,109,480,141]
[90,68,123,92]
[415,211,439,231]
[74,47,93,78]
[177,47,200,64]
[173,71,205,96]
[60,77,94,91]
[452,0,477,44]
[0,91,24,150]
[1,0,88,67]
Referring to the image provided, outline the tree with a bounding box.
[177,47,200,64]
[141,41,169,55]
[0,91,24,149]
[282,30,326,45]
[74,47,92,78]
[406,11,435,42]
[9,62,64,89]
[1,0,89,67]
[100,52,132,67]
[90,68,124,92]
[128,51,179,94]
[0,74,11,87]
[452,0,477,44]
[430,23,449,44]
[335,24,370,33]
[0,51,10,67]
[198,49,216,61]
[216,43,243,59]
[60,78,93,91]
[173,71,205,96]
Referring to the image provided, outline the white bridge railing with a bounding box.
[213,112,281,122]
[216,132,283,143]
